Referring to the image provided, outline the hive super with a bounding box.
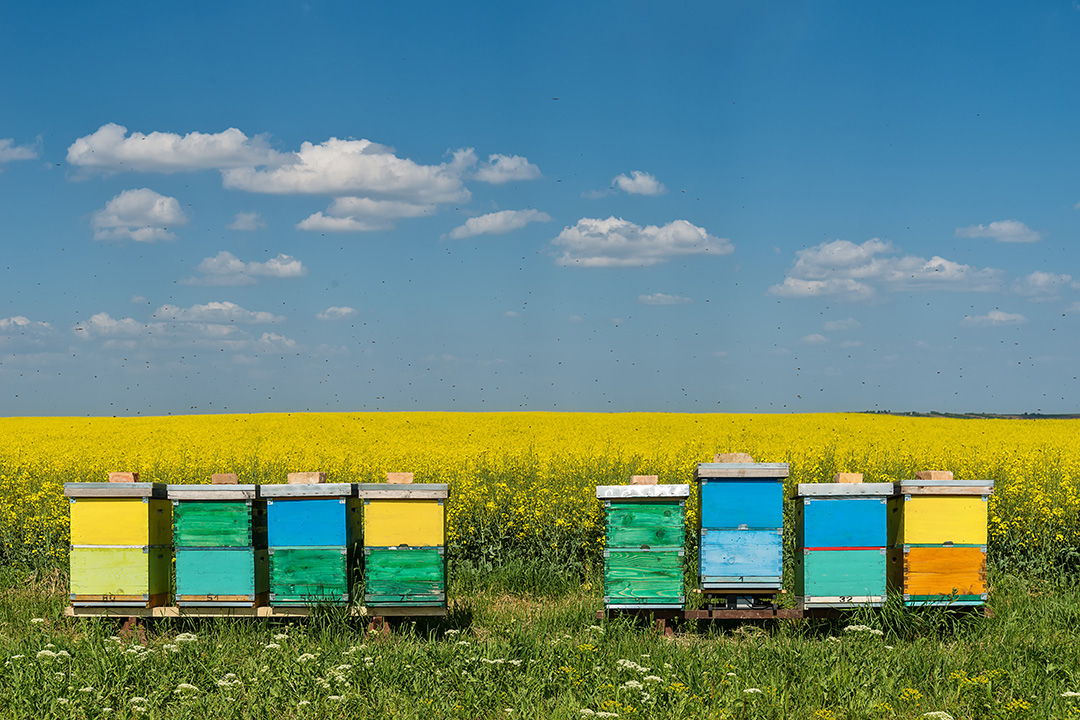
[64,455,992,617]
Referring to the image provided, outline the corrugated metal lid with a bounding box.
[64,482,167,498]
[596,484,691,499]
[695,463,789,480]
[355,483,449,499]
[796,483,894,497]
[259,482,356,498]
[166,484,259,500]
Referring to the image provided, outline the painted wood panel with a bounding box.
[269,547,351,604]
[266,498,358,547]
[364,500,444,547]
[364,547,445,605]
[699,529,783,581]
[603,550,683,605]
[174,501,266,547]
[700,481,783,529]
[797,497,887,549]
[893,546,987,597]
[70,498,172,546]
[605,501,684,548]
[69,547,171,596]
[890,496,988,545]
[795,549,886,598]
[175,548,268,597]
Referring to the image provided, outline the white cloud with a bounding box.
[0,138,38,168]
[298,197,436,233]
[638,293,692,305]
[154,301,283,324]
[222,138,474,204]
[553,216,733,267]
[447,209,552,239]
[1012,271,1072,301]
[962,309,1028,327]
[955,219,1041,244]
[91,188,188,242]
[227,211,266,231]
[0,316,54,347]
[258,332,297,350]
[768,238,1002,299]
[613,170,666,196]
[474,154,541,184]
[824,318,861,331]
[183,251,307,286]
[316,306,357,321]
[76,312,164,339]
[67,123,279,173]
[802,333,829,344]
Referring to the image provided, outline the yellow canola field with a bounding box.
[1,412,1077,569]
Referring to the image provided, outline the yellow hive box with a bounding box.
[69,547,172,605]
[356,483,448,547]
[70,497,173,546]
[889,480,992,546]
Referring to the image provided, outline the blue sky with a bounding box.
[2,1,1080,415]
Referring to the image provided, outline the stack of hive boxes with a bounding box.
[65,473,172,608]
[596,475,690,610]
[794,473,891,609]
[168,474,268,607]
[263,472,361,606]
[889,471,993,606]
[695,455,788,603]
[358,473,448,609]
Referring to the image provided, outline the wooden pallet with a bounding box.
[64,605,446,618]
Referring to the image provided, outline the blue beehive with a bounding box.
[794,477,892,609]
[695,460,789,598]
[262,474,361,606]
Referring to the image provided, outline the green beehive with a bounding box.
[597,478,690,609]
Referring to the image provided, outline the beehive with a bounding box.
[889,477,993,606]
[695,462,789,595]
[65,480,172,607]
[262,481,360,606]
[794,481,892,608]
[357,479,448,608]
[168,483,268,606]
[596,482,690,609]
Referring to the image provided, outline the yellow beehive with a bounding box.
[888,478,993,546]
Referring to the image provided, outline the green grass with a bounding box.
[2,563,1080,720]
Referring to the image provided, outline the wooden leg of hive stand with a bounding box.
[654,617,673,637]
[119,617,147,646]
[368,616,391,638]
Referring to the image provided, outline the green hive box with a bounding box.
[363,546,446,606]
[268,547,353,605]
[596,483,690,609]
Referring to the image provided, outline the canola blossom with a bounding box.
[1,412,1078,572]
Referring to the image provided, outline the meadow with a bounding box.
[2,412,1080,719]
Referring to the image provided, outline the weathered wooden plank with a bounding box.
[69,547,172,596]
[891,496,988,545]
[267,498,359,547]
[699,529,783,580]
[605,502,684,548]
[268,547,351,604]
[700,480,783,529]
[65,482,167,498]
[595,484,691,500]
[363,500,444,547]
[604,549,684,605]
[70,498,173,546]
[797,497,887,548]
[261,483,355,498]
[355,483,449,499]
[896,480,993,495]
[796,483,893,497]
[364,547,445,605]
[795,549,887,598]
[65,605,447,618]
[173,501,262,547]
[167,484,258,501]
[694,463,790,479]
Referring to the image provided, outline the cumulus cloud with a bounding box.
[768,238,1002,300]
[614,170,666,196]
[183,251,307,286]
[0,316,54,347]
[227,211,266,231]
[962,309,1027,327]
[222,138,474,203]
[1012,271,1072,301]
[0,138,39,168]
[802,334,829,344]
[298,197,435,232]
[67,123,280,173]
[316,306,357,321]
[257,332,297,350]
[824,318,861,331]
[474,154,541,184]
[955,220,1041,244]
[638,293,692,305]
[154,301,283,324]
[553,216,733,267]
[447,209,552,239]
[91,188,188,242]
[76,302,288,351]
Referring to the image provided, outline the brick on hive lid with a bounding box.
[630,475,658,485]
[287,472,327,485]
[386,472,414,484]
[915,470,954,481]
[108,472,139,483]
[833,473,864,484]
[211,473,239,485]
[714,452,754,463]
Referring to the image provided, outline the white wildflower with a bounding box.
[580,711,596,717]
[273,633,289,640]
[744,688,763,694]
[1063,691,1080,697]
[55,650,70,659]
[444,629,461,636]
[129,697,148,705]
[328,696,343,701]
[457,641,471,646]
[264,643,281,650]
[844,624,884,636]
[922,713,954,720]
[175,683,199,695]
[298,700,311,707]
[79,687,95,693]
[621,680,643,690]
[726,672,736,677]
[644,675,663,682]
[30,618,46,625]
[509,659,523,666]
[57,698,69,705]
[588,625,605,634]
[296,653,317,663]
[175,633,197,644]
[36,650,56,660]
[596,713,620,718]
